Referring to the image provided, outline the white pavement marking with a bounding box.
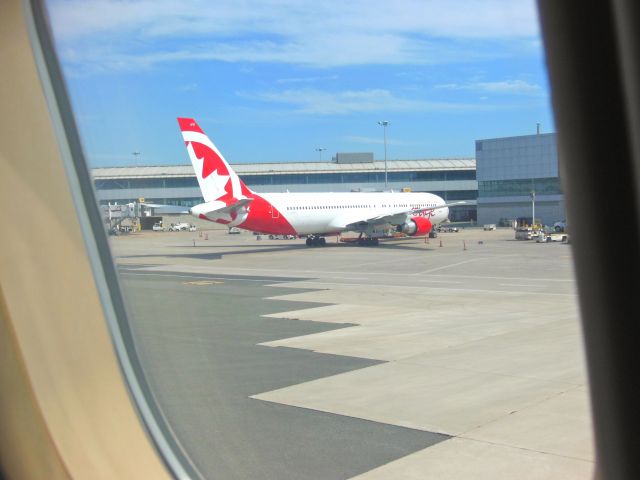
[428,273,574,282]
[118,271,290,283]
[263,281,578,297]
[416,258,485,275]
[136,263,575,284]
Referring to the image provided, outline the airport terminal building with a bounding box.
[92,134,566,226]
[92,155,478,221]
[475,133,565,226]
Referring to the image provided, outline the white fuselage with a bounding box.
[246,191,449,235]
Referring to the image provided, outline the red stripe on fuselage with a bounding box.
[238,193,297,235]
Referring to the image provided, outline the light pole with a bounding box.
[132,151,141,165]
[377,121,389,189]
[315,147,326,161]
[530,190,536,227]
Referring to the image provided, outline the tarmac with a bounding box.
[110,226,594,479]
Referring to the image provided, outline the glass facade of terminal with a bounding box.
[478,177,562,198]
[476,133,565,225]
[95,169,475,190]
[242,170,475,185]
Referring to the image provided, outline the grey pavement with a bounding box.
[120,269,448,480]
[109,227,593,480]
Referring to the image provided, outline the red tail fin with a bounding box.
[178,118,252,203]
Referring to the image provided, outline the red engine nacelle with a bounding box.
[401,216,433,236]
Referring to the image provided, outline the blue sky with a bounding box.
[45,0,554,167]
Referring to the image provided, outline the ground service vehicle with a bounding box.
[168,223,190,231]
[535,232,568,243]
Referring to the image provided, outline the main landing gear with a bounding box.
[356,232,379,246]
[305,235,327,247]
[357,237,379,246]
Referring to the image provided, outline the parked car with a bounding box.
[268,234,296,240]
[168,222,190,231]
[188,224,197,231]
[152,223,164,231]
[228,227,241,234]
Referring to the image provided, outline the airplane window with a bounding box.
[30,0,595,479]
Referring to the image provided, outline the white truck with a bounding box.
[536,232,569,243]
[168,222,191,231]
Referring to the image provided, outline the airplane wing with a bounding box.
[331,201,467,230]
[412,200,467,214]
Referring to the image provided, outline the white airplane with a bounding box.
[178,118,462,246]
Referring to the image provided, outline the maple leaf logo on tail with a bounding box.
[177,117,251,204]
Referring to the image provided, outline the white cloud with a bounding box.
[436,79,544,95]
[57,35,506,73]
[239,88,503,115]
[47,0,541,70]
[47,0,539,41]
[276,75,339,84]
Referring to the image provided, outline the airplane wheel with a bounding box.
[320,237,326,246]
[372,238,379,246]
[306,238,312,246]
